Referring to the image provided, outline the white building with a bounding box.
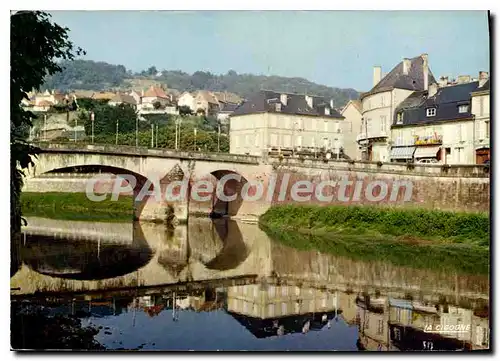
[340,100,363,160]
[230,91,345,157]
[358,54,436,162]
[177,91,196,111]
[391,72,489,164]
[471,72,490,164]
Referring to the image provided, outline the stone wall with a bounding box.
[267,161,490,213]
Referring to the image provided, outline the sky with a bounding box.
[49,11,490,91]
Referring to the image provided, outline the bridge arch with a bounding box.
[36,164,156,221]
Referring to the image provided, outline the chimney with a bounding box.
[280,93,288,106]
[373,66,382,86]
[479,71,489,87]
[457,75,471,84]
[438,76,449,87]
[330,99,334,108]
[402,58,411,75]
[421,53,429,91]
[428,82,439,98]
[305,95,313,108]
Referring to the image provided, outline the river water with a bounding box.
[11,217,490,351]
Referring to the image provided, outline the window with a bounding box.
[296,135,302,147]
[255,133,259,146]
[275,103,282,112]
[311,120,316,131]
[324,120,329,132]
[380,96,385,107]
[426,108,436,117]
[270,134,278,146]
[456,124,464,142]
[335,122,341,133]
[234,136,239,147]
[284,135,291,148]
[268,303,275,316]
[458,104,468,113]
[479,97,484,116]
[377,320,384,335]
[485,121,490,138]
[380,115,387,133]
[396,112,403,124]
[394,328,401,341]
[325,107,330,115]
[270,117,277,128]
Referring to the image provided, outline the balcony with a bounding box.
[356,131,389,143]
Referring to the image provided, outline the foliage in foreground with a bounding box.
[11,11,84,235]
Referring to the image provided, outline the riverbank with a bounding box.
[259,205,489,275]
[21,192,134,222]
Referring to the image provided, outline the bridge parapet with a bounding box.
[35,143,261,165]
[270,156,490,178]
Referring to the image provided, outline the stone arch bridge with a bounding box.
[28,143,274,223]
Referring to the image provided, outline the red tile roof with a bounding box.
[143,86,168,99]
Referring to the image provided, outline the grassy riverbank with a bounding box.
[259,205,489,275]
[21,192,134,222]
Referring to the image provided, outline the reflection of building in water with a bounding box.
[176,295,205,310]
[353,294,490,351]
[438,305,490,350]
[227,283,340,319]
[226,283,346,338]
[356,295,391,351]
[387,298,489,351]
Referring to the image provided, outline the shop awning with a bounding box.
[390,146,416,159]
[414,146,441,158]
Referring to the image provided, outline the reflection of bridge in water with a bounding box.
[12,217,489,309]
[12,217,490,350]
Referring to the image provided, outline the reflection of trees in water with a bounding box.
[11,302,104,350]
[268,240,489,300]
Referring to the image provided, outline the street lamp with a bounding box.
[90,111,95,144]
[217,121,221,152]
[175,117,182,150]
[44,114,47,141]
[135,115,139,147]
[194,127,197,151]
[115,118,119,145]
[156,123,159,148]
[151,122,154,148]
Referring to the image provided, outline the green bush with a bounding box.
[260,205,490,246]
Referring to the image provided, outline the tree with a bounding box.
[83,103,137,136]
[11,11,84,236]
[178,105,193,116]
[153,101,162,110]
[147,66,158,76]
